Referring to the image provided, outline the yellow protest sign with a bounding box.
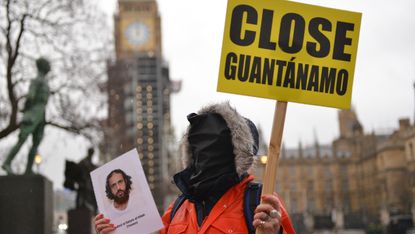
[217,0,362,109]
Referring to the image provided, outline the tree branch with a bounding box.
[5,0,18,133]
[47,121,82,135]
[11,13,28,65]
[0,0,110,144]
[46,120,99,142]
[0,122,19,138]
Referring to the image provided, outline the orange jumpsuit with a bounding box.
[160,176,296,234]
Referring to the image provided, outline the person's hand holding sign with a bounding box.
[253,192,282,234]
[94,213,115,234]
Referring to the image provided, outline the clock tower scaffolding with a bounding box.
[105,0,173,213]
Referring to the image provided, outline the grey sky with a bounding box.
[2,0,414,190]
[150,0,415,147]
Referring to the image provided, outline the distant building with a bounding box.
[103,0,180,213]
[404,124,415,227]
[255,109,415,233]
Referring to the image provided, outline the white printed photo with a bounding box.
[90,149,163,234]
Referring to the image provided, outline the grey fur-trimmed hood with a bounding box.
[181,102,256,177]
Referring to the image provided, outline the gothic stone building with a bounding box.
[255,109,414,233]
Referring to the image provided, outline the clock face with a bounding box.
[125,21,149,46]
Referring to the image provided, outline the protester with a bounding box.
[95,102,295,234]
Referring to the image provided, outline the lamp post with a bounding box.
[34,153,42,174]
[260,155,268,165]
[256,155,268,181]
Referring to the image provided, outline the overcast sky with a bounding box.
[2,0,415,189]
[131,0,415,147]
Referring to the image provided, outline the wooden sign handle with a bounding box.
[255,101,287,234]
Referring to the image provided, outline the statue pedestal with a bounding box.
[68,207,93,234]
[0,175,53,234]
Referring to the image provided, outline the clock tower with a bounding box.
[105,0,179,213]
[115,0,162,58]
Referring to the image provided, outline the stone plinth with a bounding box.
[68,207,93,234]
[0,175,53,234]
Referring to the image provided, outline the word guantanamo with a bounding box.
[224,52,348,96]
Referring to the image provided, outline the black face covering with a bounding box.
[175,113,240,201]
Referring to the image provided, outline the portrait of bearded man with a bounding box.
[105,169,133,211]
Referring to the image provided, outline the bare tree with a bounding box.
[0,0,112,145]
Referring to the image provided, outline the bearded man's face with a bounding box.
[109,172,129,204]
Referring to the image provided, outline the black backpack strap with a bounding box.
[170,194,186,222]
[244,182,262,234]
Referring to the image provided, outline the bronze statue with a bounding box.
[64,148,98,212]
[2,58,50,175]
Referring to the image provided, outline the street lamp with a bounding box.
[34,153,42,174]
[260,155,268,164]
[58,223,68,232]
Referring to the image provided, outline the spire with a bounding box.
[338,107,363,138]
[313,128,319,146]
[281,142,286,159]
[314,128,320,157]
[298,140,303,158]
[413,81,415,125]
[256,123,268,156]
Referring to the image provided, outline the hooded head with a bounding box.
[181,102,259,178]
[175,102,259,201]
